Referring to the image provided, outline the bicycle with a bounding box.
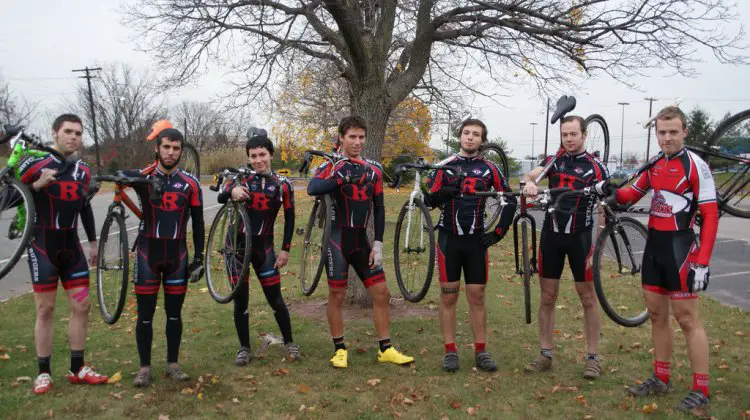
[204,166,277,303]
[0,125,73,280]
[295,149,368,296]
[93,172,163,325]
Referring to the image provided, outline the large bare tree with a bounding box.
[125,0,746,161]
[0,79,37,127]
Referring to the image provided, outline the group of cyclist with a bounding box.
[19,105,717,414]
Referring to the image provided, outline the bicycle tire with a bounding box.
[179,142,201,179]
[205,201,252,304]
[520,220,532,324]
[299,195,332,296]
[584,114,610,164]
[96,211,129,325]
[704,109,750,218]
[592,216,649,327]
[479,143,510,231]
[0,176,35,280]
[394,198,435,302]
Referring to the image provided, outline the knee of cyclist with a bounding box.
[466,291,485,306]
[36,303,56,321]
[577,291,597,309]
[674,310,700,332]
[328,289,346,306]
[269,296,287,312]
[370,285,390,304]
[541,290,558,306]
[71,299,91,314]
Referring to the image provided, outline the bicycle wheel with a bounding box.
[520,220,532,324]
[479,143,510,231]
[96,212,129,325]
[704,109,750,218]
[205,202,252,303]
[298,195,332,296]
[0,176,35,280]
[584,114,610,164]
[394,198,435,302]
[179,143,201,179]
[592,216,649,327]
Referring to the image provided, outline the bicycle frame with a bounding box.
[403,162,427,253]
[513,185,538,277]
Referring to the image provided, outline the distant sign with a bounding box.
[277,169,291,176]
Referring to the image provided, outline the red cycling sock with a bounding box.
[692,373,709,397]
[474,343,486,354]
[654,360,671,384]
[444,343,457,353]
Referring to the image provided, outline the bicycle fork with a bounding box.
[512,195,538,276]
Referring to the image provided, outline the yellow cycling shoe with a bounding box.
[330,349,348,368]
[377,347,415,365]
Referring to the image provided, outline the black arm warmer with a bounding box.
[374,193,385,242]
[307,177,340,196]
[191,205,205,257]
[80,201,97,242]
[282,206,295,251]
[495,193,518,233]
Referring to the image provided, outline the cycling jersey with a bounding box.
[18,154,96,292]
[539,151,609,233]
[426,154,512,235]
[616,148,719,266]
[218,171,295,251]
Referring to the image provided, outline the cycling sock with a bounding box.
[70,349,84,373]
[38,356,51,375]
[164,291,186,364]
[233,280,251,348]
[692,373,709,397]
[445,343,457,354]
[474,343,486,354]
[262,283,294,344]
[541,348,553,360]
[378,338,392,352]
[333,336,346,351]
[586,353,600,362]
[136,293,158,366]
[654,360,671,384]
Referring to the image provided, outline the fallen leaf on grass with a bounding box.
[273,368,290,376]
[575,395,587,406]
[641,402,658,413]
[355,347,369,354]
[16,345,28,352]
[0,345,7,352]
[191,327,201,333]
[450,401,461,409]
[297,384,312,393]
[107,371,122,384]
[133,393,144,400]
[110,391,125,400]
[0,354,10,360]
[631,342,642,349]
[742,410,750,419]
[419,348,428,355]
[735,331,747,337]
[367,378,381,386]
[232,398,240,404]
[403,398,414,405]
[181,387,195,395]
[16,376,32,382]
[610,368,619,373]
[556,305,567,309]
[467,406,478,416]
[197,392,204,400]
[158,415,170,420]
[198,287,208,293]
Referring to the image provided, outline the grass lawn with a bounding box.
[1,190,749,419]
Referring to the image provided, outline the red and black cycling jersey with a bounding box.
[122,167,205,254]
[426,154,512,236]
[217,171,295,252]
[539,151,609,233]
[616,148,719,265]
[307,158,385,242]
[18,154,96,241]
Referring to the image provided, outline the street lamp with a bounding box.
[530,122,539,159]
[617,102,630,170]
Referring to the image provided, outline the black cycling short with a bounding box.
[642,229,699,299]
[226,234,281,287]
[27,228,89,293]
[134,236,188,296]
[538,228,593,282]
[325,225,385,289]
[436,231,488,285]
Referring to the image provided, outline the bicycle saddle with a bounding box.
[550,95,577,124]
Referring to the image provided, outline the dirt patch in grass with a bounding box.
[289,297,437,321]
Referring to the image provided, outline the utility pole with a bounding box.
[644,97,657,160]
[530,122,539,159]
[617,102,630,170]
[72,66,102,173]
[543,98,550,157]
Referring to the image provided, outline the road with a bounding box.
[1,188,748,310]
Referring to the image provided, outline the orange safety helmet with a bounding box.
[146,119,173,141]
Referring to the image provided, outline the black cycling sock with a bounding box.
[38,356,51,375]
[262,283,293,344]
[164,291,186,364]
[378,338,392,352]
[233,281,251,348]
[541,348,553,360]
[333,336,346,351]
[136,293,158,367]
[70,349,84,373]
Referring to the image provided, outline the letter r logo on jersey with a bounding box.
[348,184,369,201]
[251,193,271,211]
[463,177,478,194]
[57,181,80,201]
[161,192,179,211]
[557,174,577,189]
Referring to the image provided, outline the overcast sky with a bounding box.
[2,0,749,161]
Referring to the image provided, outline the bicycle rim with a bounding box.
[179,143,201,179]
[592,217,649,327]
[299,197,329,296]
[0,176,35,280]
[97,212,129,325]
[479,143,509,231]
[206,203,251,303]
[394,198,435,302]
[704,109,750,218]
[584,114,610,164]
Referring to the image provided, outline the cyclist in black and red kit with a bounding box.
[521,115,609,379]
[19,114,109,395]
[217,131,299,365]
[425,118,516,373]
[597,107,718,413]
[307,116,414,369]
[122,127,205,388]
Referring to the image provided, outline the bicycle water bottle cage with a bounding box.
[550,95,577,124]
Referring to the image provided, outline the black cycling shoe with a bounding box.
[626,374,672,397]
[475,352,498,372]
[442,352,459,372]
[675,390,709,414]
